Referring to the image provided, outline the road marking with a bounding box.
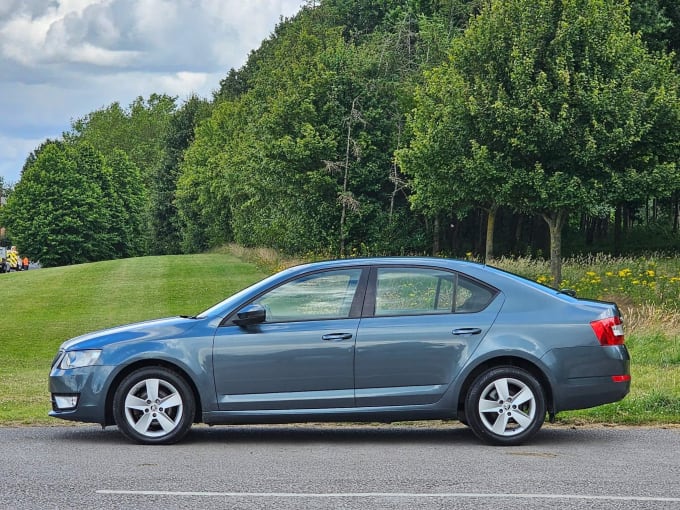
[96,490,680,502]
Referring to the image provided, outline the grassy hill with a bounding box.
[1,251,678,426]
[0,253,266,424]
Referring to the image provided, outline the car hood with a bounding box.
[59,316,200,351]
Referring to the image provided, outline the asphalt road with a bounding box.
[0,423,679,509]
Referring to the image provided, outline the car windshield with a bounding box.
[194,275,274,319]
[194,265,309,319]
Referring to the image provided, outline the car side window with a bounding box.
[455,275,495,313]
[375,268,455,316]
[255,268,362,322]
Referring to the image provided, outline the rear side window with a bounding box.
[371,267,497,317]
[375,268,455,316]
[455,275,495,313]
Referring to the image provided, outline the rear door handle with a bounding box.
[322,333,353,341]
[452,328,482,336]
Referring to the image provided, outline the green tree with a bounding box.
[107,150,148,258]
[398,65,513,260]
[631,0,680,58]
[150,95,211,254]
[178,15,346,254]
[179,0,500,257]
[0,176,8,244]
[2,142,115,266]
[176,98,244,252]
[68,94,177,185]
[401,0,680,284]
[68,94,177,254]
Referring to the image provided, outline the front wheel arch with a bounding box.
[105,360,202,427]
[112,366,196,444]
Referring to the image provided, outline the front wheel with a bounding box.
[465,366,546,446]
[113,367,195,445]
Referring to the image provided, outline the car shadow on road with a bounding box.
[187,423,477,445]
[51,422,618,448]
[183,423,615,447]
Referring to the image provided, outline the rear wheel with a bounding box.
[465,366,546,446]
[113,367,195,445]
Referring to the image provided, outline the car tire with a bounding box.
[113,366,195,445]
[465,366,546,446]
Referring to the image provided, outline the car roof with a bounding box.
[289,256,486,272]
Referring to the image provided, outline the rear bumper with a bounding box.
[543,345,631,412]
[554,374,630,412]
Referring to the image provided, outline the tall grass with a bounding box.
[493,253,680,310]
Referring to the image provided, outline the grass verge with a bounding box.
[1,248,678,426]
[0,253,266,425]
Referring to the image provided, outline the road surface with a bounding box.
[1,423,678,509]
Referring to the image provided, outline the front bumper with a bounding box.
[48,364,116,425]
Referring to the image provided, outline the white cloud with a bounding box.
[1,0,304,74]
[0,0,305,184]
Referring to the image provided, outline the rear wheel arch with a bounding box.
[457,356,555,421]
[104,360,203,427]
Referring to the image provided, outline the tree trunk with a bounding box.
[624,203,631,233]
[485,205,498,262]
[339,200,347,257]
[339,97,361,258]
[542,209,568,288]
[432,216,440,255]
[513,214,524,253]
[450,215,459,253]
[613,204,622,256]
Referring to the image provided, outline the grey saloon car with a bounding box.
[49,257,630,445]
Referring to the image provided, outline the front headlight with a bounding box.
[59,350,102,369]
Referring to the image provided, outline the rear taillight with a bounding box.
[590,315,625,346]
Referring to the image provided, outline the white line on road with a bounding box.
[96,490,680,502]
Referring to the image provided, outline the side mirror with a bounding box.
[233,304,266,327]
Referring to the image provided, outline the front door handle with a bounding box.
[322,333,353,341]
[452,328,482,336]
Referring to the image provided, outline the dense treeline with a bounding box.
[1,0,679,285]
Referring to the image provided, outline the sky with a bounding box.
[0,0,306,186]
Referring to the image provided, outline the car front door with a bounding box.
[213,267,366,411]
[354,266,502,407]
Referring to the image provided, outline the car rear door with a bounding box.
[354,266,502,407]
